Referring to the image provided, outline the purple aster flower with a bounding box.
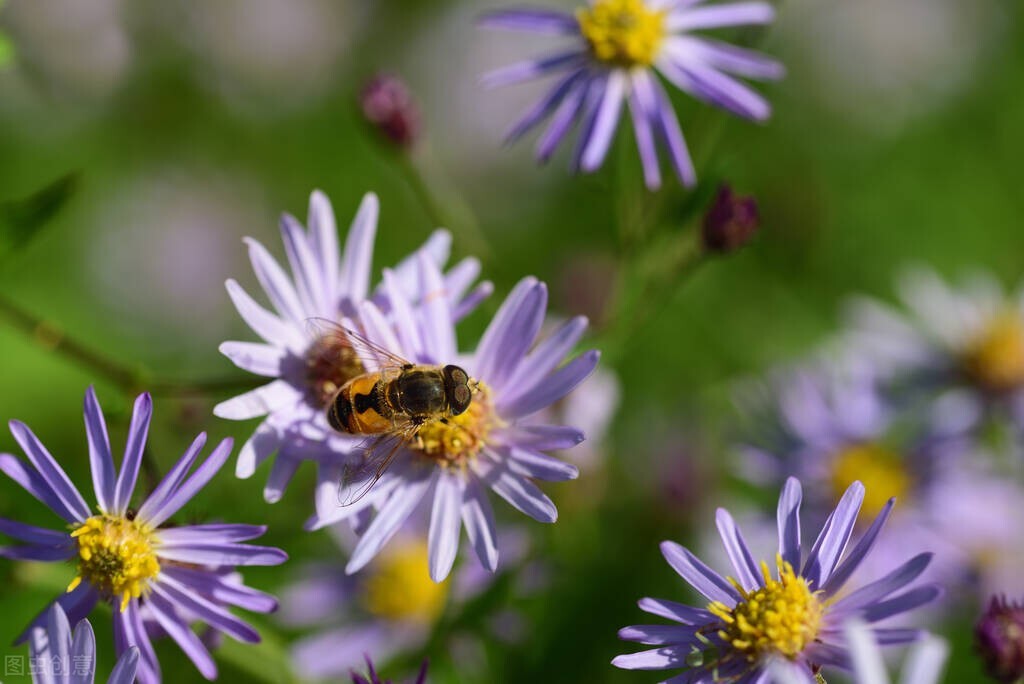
[844,267,1024,443]
[280,523,532,679]
[0,387,287,684]
[845,619,948,684]
[480,0,784,189]
[29,604,139,684]
[214,190,491,504]
[613,477,941,683]
[976,595,1024,684]
[307,254,599,582]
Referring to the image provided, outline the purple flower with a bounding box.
[976,595,1024,684]
[0,387,287,684]
[29,604,139,684]
[214,190,491,504]
[480,0,784,189]
[613,477,941,682]
[307,256,599,582]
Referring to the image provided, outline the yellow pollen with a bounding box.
[962,313,1024,393]
[707,556,824,660]
[69,515,160,612]
[577,0,667,68]
[413,383,496,467]
[362,541,448,623]
[829,443,910,519]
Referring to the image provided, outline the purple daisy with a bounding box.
[307,252,599,582]
[214,190,491,503]
[480,0,784,189]
[0,387,287,684]
[28,604,139,684]
[613,477,941,683]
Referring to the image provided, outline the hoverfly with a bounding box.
[307,319,474,506]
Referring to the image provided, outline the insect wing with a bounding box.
[306,318,411,372]
[338,426,416,507]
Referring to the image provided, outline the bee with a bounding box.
[309,320,474,506]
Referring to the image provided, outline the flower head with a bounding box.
[0,388,287,684]
[29,604,139,684]
[480,0,784,188]
[215,190,490,504]
[702,184,760,253]
[613,477,940,683]
[360,73,422,149]
[976,596,1024,684]
[308,257,598,582]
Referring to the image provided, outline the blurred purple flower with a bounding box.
[214,190,491,504]
[613,477,940,682]
[29,604,140,684]
[479,0,784,189]
[307,258,598,582]
[280,524,530,679]
[702,184,760,253]
[844,267,1024,441]
[0,388,287,684]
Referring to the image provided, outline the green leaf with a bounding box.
[0,33,12,67]
[0,173,78,260]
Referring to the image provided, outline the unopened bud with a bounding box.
[976,595,1024,683]
[701,184,759,253]
[359,73,421,150]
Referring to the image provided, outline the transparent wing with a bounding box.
[338,424,418,507]
[305,317,411,371]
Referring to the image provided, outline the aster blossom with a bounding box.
[308,253,599,583]
[28,604,139,684]
[480,0,784,189]
[613,477,941,683]
[214,190,491,503]
[0,387,288,684]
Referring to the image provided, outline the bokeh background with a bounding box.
[0,0,1022,682]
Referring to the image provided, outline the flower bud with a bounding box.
[701,184,759,253]
[976,595,1024,683]
[359,73,421,150]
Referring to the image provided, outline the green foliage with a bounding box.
[0,174,78,261]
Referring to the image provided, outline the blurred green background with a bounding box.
[0,0,1022,682]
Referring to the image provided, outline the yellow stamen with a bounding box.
[708,555,824,660]
[362,541,448,623]
[577,0,667,68]
[69,514,160,612]
[962,313,1024,392]
[830,443,910,518]
[414,383,497,467]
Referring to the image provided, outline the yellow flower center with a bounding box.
[577,0,667,68]
[708,556,824,661]
[413,383,496,467]
[962,313,1024,393]
[68,514,160,612]
[305,331,365,408]
[830,443,910,519]
[362,541,448,623]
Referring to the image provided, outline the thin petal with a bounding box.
[831,554,933,614]
[83,387,116,513]
[0,517,71,545]
[537,75,590,162]
[280,212,327,316]
[417,252,456,362]
[777,476,802,570]
[308,190,339,304]
[660,541,740,604]
[115,603,159,684]
[243,237,306,323]
[161,566,278,613]
[716,508,761,591]
[428,472,462,582]
[481,51,584,89]
[477,9,579,34]
[0,454,83,523]
[70,618,98,684]
[113,392,152,514]
[638,597,714,625]
[497,425,584,451]
[861,585,942,623]
[667,2,776,31]
[803,481,864,588]
[213,380,299,420]
[460,475,499,571]
[502,315,588,406]
[235,419,281,479]
[153,575,262,643]
[618,624,698,645]
[109,647,140,684]
[146,593,218,680]
[218,341,286,377]
[611,646,687,671]
[158,540,287,566]
[901,634,949,684]
[503,446,579,482]
[499,350,600,419]
[9,420,91,521]
[139,438,233,527]
[339,192,379,302]
[668,36,785,80]
[17,586,98,645]
[483,464,558,523]
[628,76,662,189]
[473,277,539,381]
[822,498,895,597]
[580,70,626,172]
[225,279,305,352]
[158,524,269,544]
[346,466,433,574]
[646,75,696,186]
[504,69,587,144]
